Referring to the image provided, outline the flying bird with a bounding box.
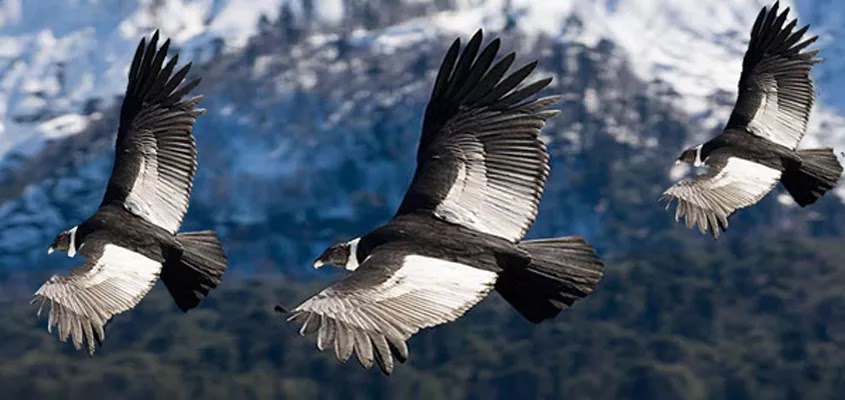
[662,2,843,238]
[34,31,228,354]
[283,30,604,374]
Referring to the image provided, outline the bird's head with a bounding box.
[313,238,361,271]
[676,144,704,167]
[48,226,79,257]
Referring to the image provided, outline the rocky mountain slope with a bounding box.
[0,0,843,276]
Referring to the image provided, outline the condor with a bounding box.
[35,31,228,354]
[284,30,604,375]
[663,2,843,238]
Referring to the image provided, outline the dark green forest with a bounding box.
[2,234,844,399]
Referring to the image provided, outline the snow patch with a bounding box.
[38,113,89,139]
[0,0,285,159]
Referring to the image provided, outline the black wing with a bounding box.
[100,30,204,234]
[32,239,162,354]
[287,244,499,375]
[395,30,559,243]
[724,1,820,150]
[661,155,782,238]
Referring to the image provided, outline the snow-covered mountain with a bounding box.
[4,0,845,156]
[0,0,360,158]
[1,0,843,275]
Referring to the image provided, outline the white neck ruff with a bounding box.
[67,226,79,257]
[345,237,361,271]
[693,144,705,167]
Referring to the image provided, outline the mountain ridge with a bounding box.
[0,0,843,275]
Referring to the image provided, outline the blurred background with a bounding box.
[1,0,844,398]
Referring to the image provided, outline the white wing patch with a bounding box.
[289,254,498,372]
[710,158,780,192]
[124,134,194,234]
[433,134,547,242]
[434,141,496,236]
[374,255,498,304]
[746,75,810,150]
[663,157,782,237]
[297,255,498,319]
[33,244,162,354]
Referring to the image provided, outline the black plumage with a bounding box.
[34,31,228,354]
[286,30,605,375]
[102,32,201,235]
[662,2,842,238]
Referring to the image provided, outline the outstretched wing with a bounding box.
[661,156,781,238]
[32,242,162,354]
[724,2,820,150]
[395,30,558,243]
[100,30,204,234]
[287,246,498,375]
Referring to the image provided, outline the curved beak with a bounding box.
[674,160,682,165]
[313,260,324,269]
[47,247,55,255]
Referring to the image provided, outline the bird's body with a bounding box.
[73,205,175,263]
[355,214,526,275]
[699,129,798,172]
[662,2,843,237]
[285,30,604,374]
[34,31,228,354]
